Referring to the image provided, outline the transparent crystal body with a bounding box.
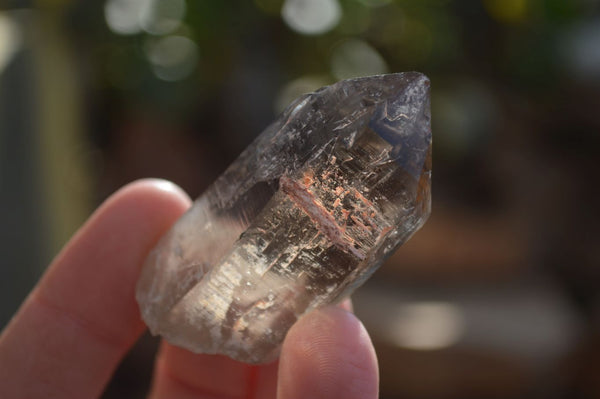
[136,72,432,363]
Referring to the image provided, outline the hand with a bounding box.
[0,179,379,399]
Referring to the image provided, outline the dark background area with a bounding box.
[1,0,600,397]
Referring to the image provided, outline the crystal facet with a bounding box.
[136,72,432,364]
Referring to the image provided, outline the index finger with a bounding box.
[0,179,191,399]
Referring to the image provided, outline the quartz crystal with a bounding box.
[136,72,432,364]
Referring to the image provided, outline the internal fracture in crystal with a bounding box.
[136,72,432,364]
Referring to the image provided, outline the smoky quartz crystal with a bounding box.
[136,72,432,363]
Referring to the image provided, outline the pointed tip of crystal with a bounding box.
[329,72,431,126]
[330,72,431,180]
[339,71,430,94]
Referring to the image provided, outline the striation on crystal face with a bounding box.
[136,72,432,364]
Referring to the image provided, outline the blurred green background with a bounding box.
[1,0,600,398]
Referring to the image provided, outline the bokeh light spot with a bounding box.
[140,0,186,35]
[104,0,146,35]
[389,302,465,350]
[330,39,388,80]
[282,0,341,35]
[561,20,600,83]
[0,12,21,75]
[145,35,199,81]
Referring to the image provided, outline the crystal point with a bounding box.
[136,72,432,363]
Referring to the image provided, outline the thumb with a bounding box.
[277,306,379,399]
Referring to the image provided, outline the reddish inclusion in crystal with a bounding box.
[281,173,365,260]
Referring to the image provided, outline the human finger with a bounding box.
[149,341,278,399]
[0,179,191,399]
[277,306,379,399]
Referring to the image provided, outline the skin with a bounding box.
[0,179,378,399]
